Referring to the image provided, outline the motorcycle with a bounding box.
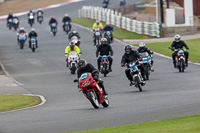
[124,61,144,91]
[74,72,109,109]
[51,23,57,36]
[64,21,70,34]
[37,12,43,24]
[7,18,13,30]
[99,55,110,77]
[169,47,187,72]
[102,1,108,8]
[66,51,79,74]
[70,36,80,47]
[30,37,37,52]
[104,31,112,45]
[17,33,27,49]
[94,27,102,47]
[28,15,34,27]
[13,18,19,31]
[139,52,153,80]
[120,0,125,6]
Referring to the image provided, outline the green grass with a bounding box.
[70,114,200,133]
[137,38,200,63]
[0,95,41,112]
[72,18,152,39]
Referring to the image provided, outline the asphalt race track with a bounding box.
[0,0,200,133]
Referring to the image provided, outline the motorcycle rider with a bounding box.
[170,34,189,68]
[12,16,20,25]
[49,17,58,33]
[137,42,154,71]
[28,28,38,48]
[121,44,146,86]
[62,14,71,31]
[17,27,27,43]
[96,38,113,72]
[27,10,35,24]
[37,9,43,16]
[102,22,114,43]
[7,12,13,27]
[77,59,108,96]
[68,30,81,40]
[93,20,104,45]
[37,9,44,22]
[64,40,81,67]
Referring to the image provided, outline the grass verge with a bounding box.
[0,95,41,112]
[72,18,152,39]
[70,114,200,133]
[136,38,200,63]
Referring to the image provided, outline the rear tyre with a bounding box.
[87,91,99,109]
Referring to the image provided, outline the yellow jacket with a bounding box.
[65,45,81,56]
[92,22,103,30]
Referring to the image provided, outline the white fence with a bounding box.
[79,6,161,38]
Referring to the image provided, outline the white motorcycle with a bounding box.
[67,51,79,74]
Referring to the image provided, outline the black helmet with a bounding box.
[78,59,87,70]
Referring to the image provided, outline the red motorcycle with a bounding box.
[74,73,109,109]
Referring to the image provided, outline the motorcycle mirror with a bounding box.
[74,79,78,82]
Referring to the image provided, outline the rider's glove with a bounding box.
[121,64,125,67]
[186,48,189,50]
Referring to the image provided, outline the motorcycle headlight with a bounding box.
[82,83,86,87]
[86,81,90,85]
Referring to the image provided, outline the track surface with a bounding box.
[0,0,200,133]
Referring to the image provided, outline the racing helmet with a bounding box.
[65,14,69,17]
[139,42,145,47]
[174,34,181,42]
[78,59,87,70]
[69,41,75,47]
[124,44,132,54]
[101,37,107,45]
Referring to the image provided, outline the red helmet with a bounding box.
[51,17,54,19]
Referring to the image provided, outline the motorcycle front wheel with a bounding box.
[135,76,142,92]
[87,91,99,109]
[102,95,109,107]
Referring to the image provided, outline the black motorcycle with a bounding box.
[99,55,110,77]
[37,13,43,24]
[104,31,112,45]
[51,23,57,36]
[7,18,13,30]
[64,21,70,34]
[30,37,37,52]
[28,15,34,27]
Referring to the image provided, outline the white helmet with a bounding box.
[65,14,69,17]
[139,42,145,47]
[31,28,35,31]
[20,27,24,30]
[101,37,107,42]
[174,34,181,42]
[69,41,75,46]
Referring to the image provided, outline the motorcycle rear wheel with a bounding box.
[87,91,99,109]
